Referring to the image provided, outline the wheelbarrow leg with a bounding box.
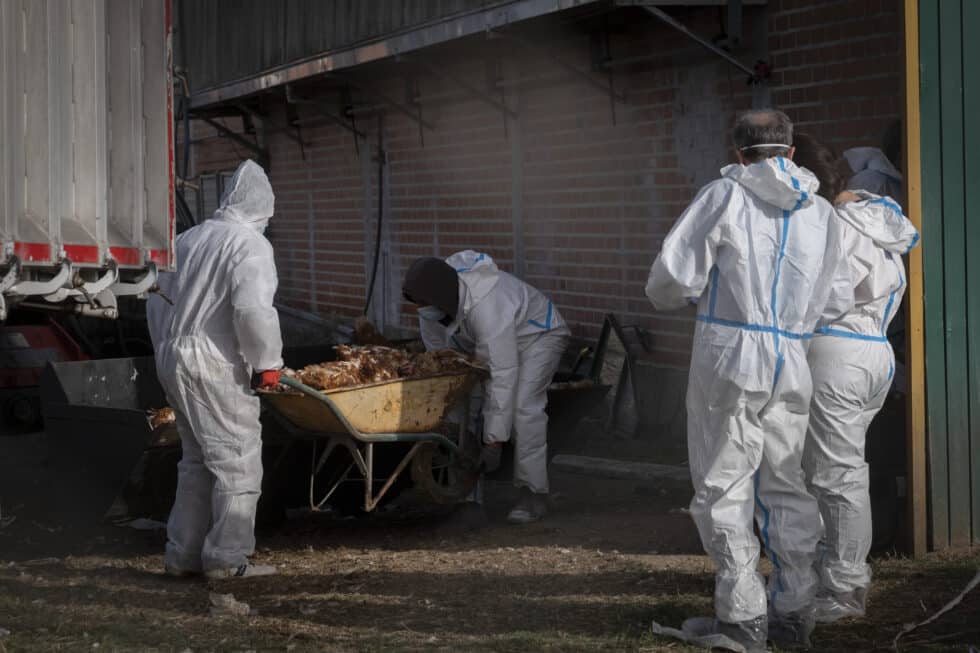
[459,404,485,506]
[364,443,373,512]
[458,396,485,506]
[465,476,485,506]
[308,437,353,511]
[364,441,425,512]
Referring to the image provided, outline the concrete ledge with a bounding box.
[552,454,690,484]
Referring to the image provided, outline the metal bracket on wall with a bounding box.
[726,0,743,50]
[234,101,307,155]
[285,84,367,145]
[406,54,518,122]
[333,74,436,133]
[621,1,762,82]
[198,116,270,168]
[487,59,511,139]
[590,21,618,125]
[490,31,626,109]
[405,76,425,148]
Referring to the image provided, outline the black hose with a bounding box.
[177,0,191,179]
[182,92,191,180]
[363,115,385,315]
[115,318,129,357]
[175,188,195,234]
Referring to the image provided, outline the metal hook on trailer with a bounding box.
[113,261,161,298]
[0,260,22,320]
[7,259,72,298]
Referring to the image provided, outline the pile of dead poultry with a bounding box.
[279,345,483,392]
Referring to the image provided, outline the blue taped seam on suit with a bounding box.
[769,213,791,390]
[708,265,720,317]
[754,472,785,603]
[814,327,889,342]
[881,252,905,336]
[880,290,897,337]
[454,252,486,273]
[695,315,813,340]
[869,196,903,216]
[905,231,920,254]
[528,301,554,330]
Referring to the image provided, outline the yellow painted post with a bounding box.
[903,0,927,557]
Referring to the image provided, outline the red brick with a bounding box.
[188,0,902,348]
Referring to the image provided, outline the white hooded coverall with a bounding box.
[147,160,282,573]
[805,192,919,601]
[845,148,909,393]
[420,251,570,494]
[646,158,853,624]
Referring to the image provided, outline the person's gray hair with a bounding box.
[733,109,793,162]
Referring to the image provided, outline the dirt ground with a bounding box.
[1,431,978,653]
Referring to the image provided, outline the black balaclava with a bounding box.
[402,257,460,321]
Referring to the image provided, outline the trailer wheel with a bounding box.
[411,442,478,505]
[1,393,42,434]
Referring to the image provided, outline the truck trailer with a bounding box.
[0,0,175,321]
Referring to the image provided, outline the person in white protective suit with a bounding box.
[402,250,570,524]
[147,159,283,579]
[792,134,920,623]
[843,122,911,394]
[645,110,854,652]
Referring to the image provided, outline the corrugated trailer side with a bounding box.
[0,0,174,320]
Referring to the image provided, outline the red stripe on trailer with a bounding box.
[149,249,169,266]
[13,242,51,263]
[165,0,176,270]
[109,247,141,266]
[1,368,42,387]
[64,245,100,264]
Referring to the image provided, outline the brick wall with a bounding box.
[186,119,243,177]
[768,0,904,151]
[188,0,905,367]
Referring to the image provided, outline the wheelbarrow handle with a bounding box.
[276,375,463,455]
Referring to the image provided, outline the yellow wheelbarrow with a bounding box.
[261,371,483,513]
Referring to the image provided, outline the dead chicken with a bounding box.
[295,360,364,391]
[147,407,175,429]
[279,345,482,392]
[352,316,390,346]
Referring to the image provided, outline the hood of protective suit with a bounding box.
[213,159,275,231]
[834,190,919,254]
[844,147,902,182]
[722,157,819,212]
[402,257,460,319]
[445,250,501,313]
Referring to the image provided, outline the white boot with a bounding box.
[205,562,277,579]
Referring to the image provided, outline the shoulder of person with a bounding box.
[683,177,743,214]
[223,222,274,262]
[799,193,836,223]
[701,176,741,197]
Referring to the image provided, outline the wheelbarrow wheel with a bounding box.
[411,442,478,505]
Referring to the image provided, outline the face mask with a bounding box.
[418,306,447,322]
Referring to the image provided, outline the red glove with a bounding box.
[251,369,281,390]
